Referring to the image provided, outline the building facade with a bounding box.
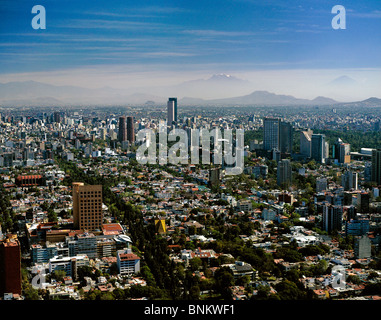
[72,183,103,231]
[0,237,22,295]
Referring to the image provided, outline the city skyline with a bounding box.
[0,0,380,101]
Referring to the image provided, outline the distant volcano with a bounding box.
[329,75,358,86]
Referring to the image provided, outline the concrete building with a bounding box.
[354,235,372,259]
[49,254,90,278]
[72,183,103,231]
[117,248,141,276]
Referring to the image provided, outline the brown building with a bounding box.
[15,175,45,187]
[0,236,22,296]
[118,116,127,142]
[72,183,103,231]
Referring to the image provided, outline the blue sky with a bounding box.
[0,0,380,99]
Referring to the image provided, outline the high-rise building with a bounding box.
[263,117,281,151]
[279,122,293,154]
[126,116,135,143]
[277,159,292,188]
[323,205,343,234]
[53,111,61,123]
[357,192,370,213]
[118,116,127,142]
[334,139,351,164]
[371,149,381,184]
[0,236,22,296]
[72,183,103,231]
[167,99,176,125]
[311,134,326,163]
[300,130,312,158]
[354,235,372,259]
[168,97,178,122]
[339,143,351,164]
[341,170,358,191]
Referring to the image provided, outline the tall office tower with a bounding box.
[0,236,22,295]
[277,159,292,188]
[334,138,351,164]
[72,182,103,231]
[168,97,178,122]
[300,130,312,157]
[53,111,61,123]
[167,99,175,125]
[341,170,358,191]
[279,122,293,154]
[371,149,381,184]
[323,205,343,234]
[357,192,370,213]
[338,143,350,164]
[263,117,281,151]
[311,134,326,163]
[126,116,135,144]
[118,116,127,142]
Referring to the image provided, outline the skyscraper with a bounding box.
[279,121,293,154]
[311,134,326,163]
[118,116,127,142]
[334,138,351,164]
[168,97,178,122]
[277,159,292,188]
[357,192,370,213]
[167,99,175,126]
[126,116,135,144]
[72,182,103,231]
[263,117,280,151]
[323,205,343,234]
[371,149,381,184]
[300,130,313,158]
[0,236,22,296]
[341,170,358,191]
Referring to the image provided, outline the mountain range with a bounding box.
[0,75,380,107]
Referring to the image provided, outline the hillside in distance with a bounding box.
[0,77,379,107]
[181,90,339,106]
